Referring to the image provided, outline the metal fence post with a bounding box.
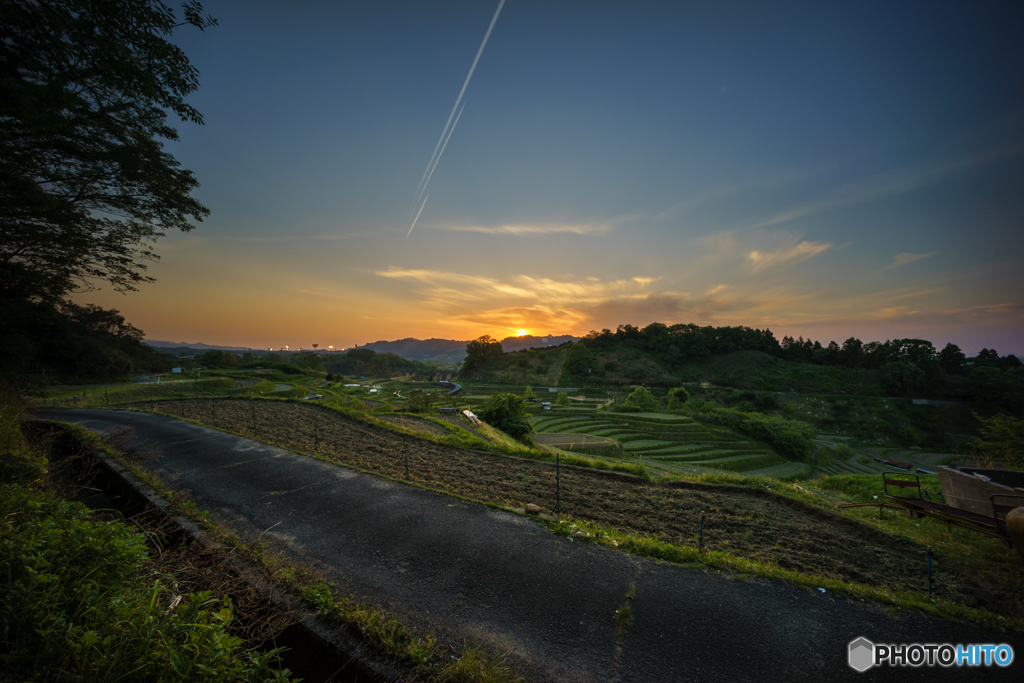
[699,512,705,552]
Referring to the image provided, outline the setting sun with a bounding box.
[516,329,529,337]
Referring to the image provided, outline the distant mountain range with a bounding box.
[358,334,579,363]
[146,334,579,363]
[145,340,254,353]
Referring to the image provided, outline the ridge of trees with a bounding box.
[581,323,1020,374]
[459,323,1022,410]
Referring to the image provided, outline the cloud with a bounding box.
[881,252,937,270]
[748,240,831,272]
[740,141,1024,232]
[703,284,727,296]
[441,222,611,236]
[633,276,658,288]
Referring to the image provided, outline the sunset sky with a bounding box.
[73,0,1024,354]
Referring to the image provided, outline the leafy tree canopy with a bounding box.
[561,341,594,380]
[623,386,658,412]
[461,335,503,375]
[1,0,216,303]
[477,392,533,440]
[938,343,967,375]
[667,386,689,410]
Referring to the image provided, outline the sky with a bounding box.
[74,0,1024,355]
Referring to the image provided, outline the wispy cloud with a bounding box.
[703,284,727,296]
[441,222,611,236]
[748,240,831,272]
[882,252,937,270]
[741,142,1024,232]
[375,267,665,309]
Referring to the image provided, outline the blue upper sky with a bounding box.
[80,0,1024,354]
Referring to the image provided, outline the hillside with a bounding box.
[458,323,1023,451]
[360,334,578,364]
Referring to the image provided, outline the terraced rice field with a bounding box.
[531,412,808,478]
[814,444,960,477]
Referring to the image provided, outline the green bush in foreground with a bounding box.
[0,384,292,681]
[0,485,293,682]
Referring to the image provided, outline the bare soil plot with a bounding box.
[135,399,1020,619]
[371,414,451,438]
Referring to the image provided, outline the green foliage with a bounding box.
[555,391,570,407]
[477,393,534,440]
[0,0,217,303]
[623,386,658,412]
[201,349,238,368]
[460,335,504,375]
[523,386,536,400]
[690,402,815,460]
[0,300,169,381]
[406,388,438,413]
[326,348,432,378]
[0,486,292,682]
[666,387,689,410]
[972,412,1024,469]
[939,343,967,375]
[0,388,45,486]
[291,353,324,371]
[561,342,594,381]
[880,360,927,396]
[815,447,838,468]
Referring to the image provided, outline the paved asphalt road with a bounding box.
[42,409,1021,682]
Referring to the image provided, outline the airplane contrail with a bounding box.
[406,0,505,239]
[405,194,429,241]
[418,103,464,204]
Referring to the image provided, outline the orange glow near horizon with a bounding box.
[516,329,529,336]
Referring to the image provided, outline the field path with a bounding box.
[42,409,1020,682]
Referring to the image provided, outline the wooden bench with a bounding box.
[879,473,1022,546]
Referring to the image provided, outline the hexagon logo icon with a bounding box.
[848,637,875,672]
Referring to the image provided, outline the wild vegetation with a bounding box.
[0,389,295,681]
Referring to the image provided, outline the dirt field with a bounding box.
[134,399,1018,618]
[371,413,451,438]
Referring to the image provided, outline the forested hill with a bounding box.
[357,338,467,363]
[359,334,578,363]
[462,322,1023,411]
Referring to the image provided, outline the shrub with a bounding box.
[478,393,534,440]
[971,412,1024,469]
[666,387,689,410]
[556,392,570,406]
[0,486,292,681]
[695,403,815,460]
[623,386,658,412]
